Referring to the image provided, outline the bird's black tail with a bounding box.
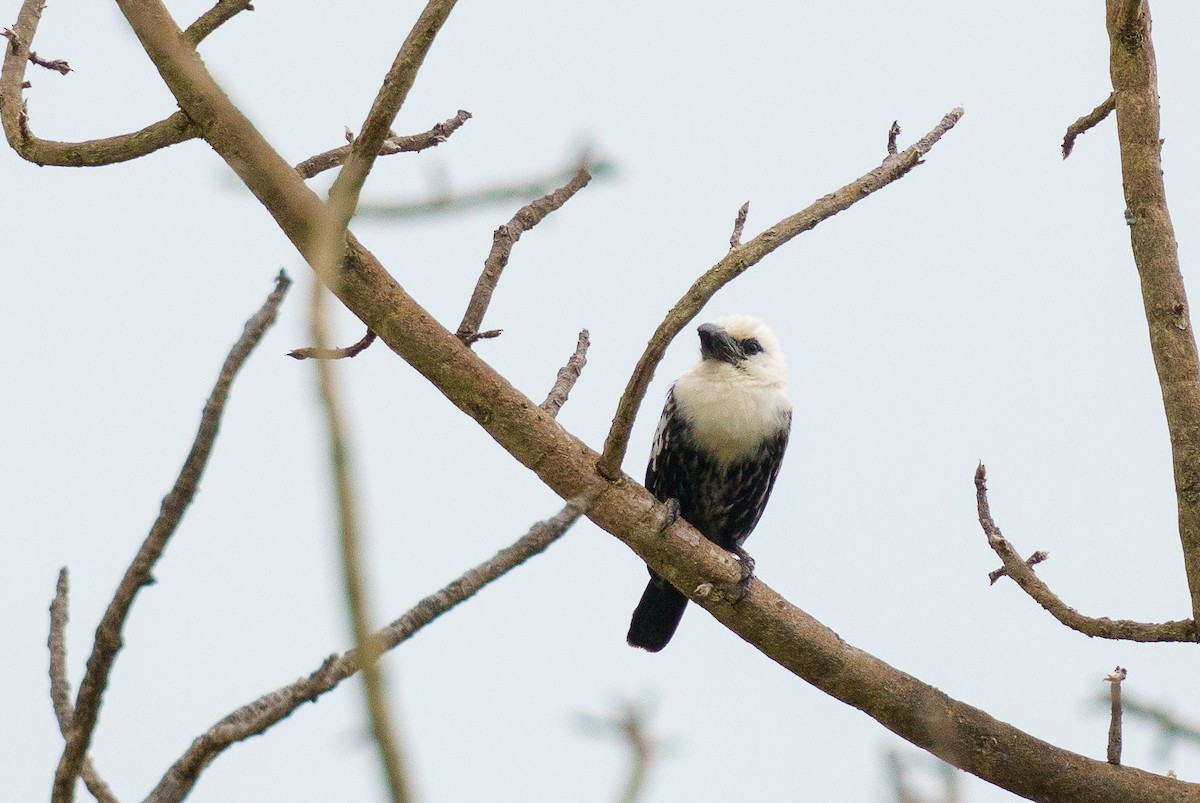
[627,573,689,652]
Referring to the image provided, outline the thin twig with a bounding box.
[540,329,590,418]
[1062,93,1116,159]
[288,328,377,360]
[356,154,614,220]
[1107,693,1200,749]
[988,549,1049,585]
[26,49,71,74]
[1,24,70,75]
[728,201,749,250]
[309,282,411,803]
[295,109,472,180]
[579,700,660,803]
[597,108,965,480]
[48,570,121,803]
[51,272,291,803]
[975,463,1194,641]
[456,166,592,343]
[146,488,601,803]
[183,0,255,46]
[325,0,459,234]
[1106,667,1128,765]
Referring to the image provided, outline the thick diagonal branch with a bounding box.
[1106,0,1200,630]
[597,108,964,479]
[50,272,290,803]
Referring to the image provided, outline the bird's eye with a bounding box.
[742,338,763,356]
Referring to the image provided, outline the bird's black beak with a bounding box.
[697,323,741,364]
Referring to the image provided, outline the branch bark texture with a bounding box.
[1106,0,1200,631]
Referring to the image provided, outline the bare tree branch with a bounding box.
[456,166,592,343]
[146,489,601,803]
[51,272,291,803]
[295,109,472,180]
[1107,693,1200,750]
[1106,0,1200,631]
[728,201,749,250]
[579,700,660,803]
[1062,93,1116,159]
[596,108,965,480]
[95,5,1199,796]
[975,463,1194,641]
[48,570,120,803]
[540,329,590,418]
[25,48,70,74]
[355,153,614,220]
[0,1,197,167]
[1107,667,1128,765]
[182,0,255,46]
[887,120,901,155]
[288,328,377,360]
[308,279,412,803]
[988,549,1049,585]
[325,0,459,234]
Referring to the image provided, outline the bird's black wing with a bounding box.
[644,388,716,523]
[718,411,791,548]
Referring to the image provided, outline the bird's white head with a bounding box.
[670,315,791,462]
[694,315,787,386]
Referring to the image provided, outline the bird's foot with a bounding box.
[729,545,755,603]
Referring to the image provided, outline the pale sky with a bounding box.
[6,2,1200,801]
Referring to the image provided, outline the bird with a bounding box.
[626,315,792,652]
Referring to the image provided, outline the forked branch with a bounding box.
[0,2,198,166]
[325,0,459,232]
[975,463,1193,641]
[457,165,593,344]
[295,109,472,180]
[597,108,965,479]
[50,272,291,803]
[47,570,120,803]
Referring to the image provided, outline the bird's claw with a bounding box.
[729,546,755,603]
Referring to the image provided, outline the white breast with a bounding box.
[672,361,791,464]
